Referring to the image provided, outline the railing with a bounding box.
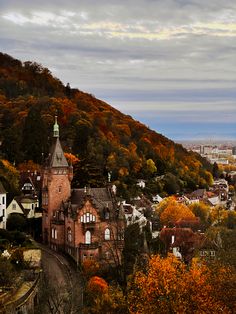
[2,272,41,312]
[79,242,99,250]
[81,221,96,229]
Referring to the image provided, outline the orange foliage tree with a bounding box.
[64,152,79,165]
[159,197,195,226]
[87,276,108,295]
[128,254,235,314]
[82,259,100,280]
[18,160,40,172]
[85,277,127,314]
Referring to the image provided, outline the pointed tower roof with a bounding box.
[49,117,68,168]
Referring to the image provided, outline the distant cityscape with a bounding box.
[182,141,236,166]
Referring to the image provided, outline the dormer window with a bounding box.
[80,212,96,223]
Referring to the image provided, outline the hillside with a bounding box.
[0,52,213,198]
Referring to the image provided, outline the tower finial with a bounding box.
[53,115,59,138]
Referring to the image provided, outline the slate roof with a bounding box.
[131,195,153,210]
[187,189,207,200]
[71,187,116,213]
[49,137,68,168]
[0,181,6,194]
[20,172,41,195]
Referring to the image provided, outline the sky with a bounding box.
[0,0,236,141]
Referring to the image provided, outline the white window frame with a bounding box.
[104,228,111,240]
[85,230,91,244]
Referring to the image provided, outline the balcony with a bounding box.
[79,242,99,250]
[81,221,96,230]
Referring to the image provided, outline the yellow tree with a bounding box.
[64,152,79,165]
[128,254,234,314]
[189,202,210,229]
[159,197,195,226]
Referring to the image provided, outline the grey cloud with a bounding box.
[0,0,235,140]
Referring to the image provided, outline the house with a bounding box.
[206,192,221,206]
[21,176,37,196]
[186,189,208,204]
[6,195,40,222]
[160,227,204,263]
[209,179,229,203]
[152,194,163,203]
[122,201,147,228]
[42,118,125,265]
[0,181,7,229]
[198,237,218,259]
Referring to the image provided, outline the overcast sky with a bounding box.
[0,0,236,141]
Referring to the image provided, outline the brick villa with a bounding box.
[42,118,125,265]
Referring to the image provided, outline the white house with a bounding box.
[0,181,7,229]
[152,194,163,203]
[6,196,40,224]
[122,201,147,228]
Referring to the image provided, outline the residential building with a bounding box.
[0,181,7,229]
[6,195,40,222]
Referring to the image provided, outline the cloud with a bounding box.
[0,0,235,140]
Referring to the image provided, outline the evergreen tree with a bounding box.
[21,107,48,163]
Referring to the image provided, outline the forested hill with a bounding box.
[0,52,212,198]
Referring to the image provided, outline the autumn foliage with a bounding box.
[82,259,100,280]
[0,52,213,195]
[128,254,236,314]
[158,197,195,226]
[87,276,108,295]
[85,277,127,314]
[64,152,79,165]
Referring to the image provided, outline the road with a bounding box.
[39,245,84,314]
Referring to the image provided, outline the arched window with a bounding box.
[55,229,57,239]
[105,211,110,220]
[85,230,91,244]
[67,227,72,242]
[51,228,54,239]
[80,213,96,223]
[104,228,111,240]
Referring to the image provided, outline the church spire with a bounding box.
[53,116,59,138]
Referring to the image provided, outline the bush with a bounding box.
[0,257,16,287]
[6,213,27,231]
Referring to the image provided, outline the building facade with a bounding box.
[42,118,125,266]
[0,181,7,229]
